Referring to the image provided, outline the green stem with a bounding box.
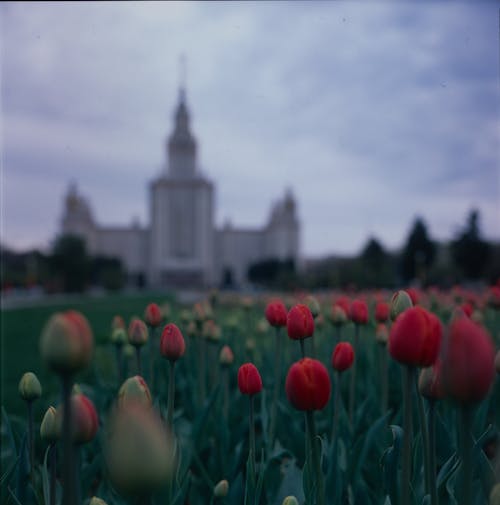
[200,338,207,405]
[335,325,341,345]
[74,445,81,505]
[428,400,438,505]
[166,361,176,433]
[61,375,74,505]
[458,406,473,505]
[348,324,360,424]
[415,370,430,497]
[135,345,142,376]
[331,372,341,445]
[300,338,305,359]
[380,344,388,415]
[49,444,56,505]
[306,410,325,505]
[222,367,229,423]
[269,327,282,448]
[401,366,414,505]
[115,344,123,385]
[148,325,155,390]
[249,395,256,481]
[27,400,34,482]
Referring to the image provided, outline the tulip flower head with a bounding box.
[56,393,98,445]
[285,358,331,411]
[375,302,390,323]
[390,290,413,321]
[40,406,59,443]
[331,342,355,372]
[349,299,368,325]
[160,323,185,361]
[330,304,348,326]
[265,300,288,327]
[118,376,152,410]
[219,345,234,367]
[128,318,148,347]
[18,372,42,402]
[237,363,262,396]
[144,303,162,328]
[418,360,445,400]
[287,304,314,340]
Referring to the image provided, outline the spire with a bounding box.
[179,53,187,102]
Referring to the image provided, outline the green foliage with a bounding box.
[401,218,436,282]
[247,258,297,289]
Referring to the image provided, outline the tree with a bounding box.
[247,258,296,288]
[401,218,436,282]
[451,209,491,280]
[359,237,396,288]
[50,234,90,292]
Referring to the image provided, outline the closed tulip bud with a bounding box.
[389,307,442,367]
[390,290,413,321]
[106,404,174,495]
[495,350,500,374]
[40,406,59,443]
[72,383,82,395]
[203,301,214,320]
[193,302,206,323]
[144,303,162,327]
[89,498,108,505]
[18,372,42,402]
[256,318,269,335]
[237,363,262,395]
[330,305,348,326]
[219,345,234,366]
[112,316,125,331]
[375,323,389,344]
[334,296,350,316]
[180,309,192,325]
[285,358,331,411]
[287,304,314,340]
[375,302,390,323]
[57,394,98,444]
[315,313,325,329]
[442,316,495,404]
[128,318,148,347]
[460,302,473,318]
[304,295,321,319]
[241,296,254,311]
[203,320,221,342]
[40,310,94,375]
[118,376,152,409]
[331,342,355,372]
[160,324,185,361]
[406,288,420,306]
[282,498,299,505]
[418,361,445,400]
[160,302,171,320]
[349,299,368,325]
[213,479,229,497]
[111,328,127,346]
[186,320,197,337]
[265,300,288,327]
[490,483,500,505]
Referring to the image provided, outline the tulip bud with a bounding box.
[144,303,162,328]
[160,323,185,361]
[203,320,221,342]
[56,393,98,445]
[375,302,390,323]
[304,295,321,319]
[186,320,197,337]
[495,350,500,374]
[160,302,171,320]
[406,288,420,306]
[375,323,389,345]
[390,290,413,321]
[282,497,299,505]
[180,309,192,325]
[18,372,42,402]
[118,376,152,409]
[330,305,348,326]
[40,310,94,375]
[193,302,206,324]
[349,299,368,325]
[89,497,108,505]
[241,296,254,311]
[490,483,500,505]
[213,479,229,498]
[237,363,262,395]
[72,383,82,395]
[256,318,269,335]
[285,358,331,411]
[128,318,148,347]
[287,304,314,340]
[418,361,445,400]
[334,296,350,316]
[315,313,325,329]
[40,406,59,443]
[112,316,125,331]
[265,300,288,327]
[111,328,127,346]
[331,342,354,372]
[219,345,234,367]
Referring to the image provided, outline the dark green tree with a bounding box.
[451,209,491,280]
[50,234,90,292]
[360,237,395,287]
[401,218,436,282]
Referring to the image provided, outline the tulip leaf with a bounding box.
[381,425,403,505]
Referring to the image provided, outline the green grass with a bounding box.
[1,291,174,418]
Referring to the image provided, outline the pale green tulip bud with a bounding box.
[18,372,42,402]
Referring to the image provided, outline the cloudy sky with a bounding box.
[2,2,499,258]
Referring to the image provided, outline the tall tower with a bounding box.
[149,84,215,287]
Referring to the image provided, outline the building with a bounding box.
[61,87,300,288]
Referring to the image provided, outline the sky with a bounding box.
[1,1,499,258]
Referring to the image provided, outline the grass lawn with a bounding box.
[1,291,174,418]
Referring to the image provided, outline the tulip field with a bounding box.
[1,286,500,505]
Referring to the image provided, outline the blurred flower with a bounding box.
[245,337,256,352]
[40,310,94,375]
[56,393,98,445]
[390,290,413,321]
[488,286,500,309]
[442,315,495,404]
[203,320,221,342]
[112,316,125,331]
[287,304,314,340]
[334,296,350,316]
[118,376,152,410]
[237,363,262,395]
[219,345,234,367]
[40,406,59,443]
[418,360,445,400]
[375,302,390,323]
[490,483,500,505]
[375,323,389,345]
[128,318,148,347]
[304,295,321,319]
[389,307,442,367]
[282,498,299,505]
[213,479,229,497]
[160,302,171,320]
[110,327,127,346]
[331,342,355,372]
[349,299,368,325]
[329,305,348,326]
[186,320,197,337]
[18,372,42,402]
[256,318,270,335]
[144,303,162,328]
[495,350,500,374]
[160,324,185,362]
[460,302,473,318]
[285,358,331,411]
[89,498,108,505]
[406,288,420,305]
[180,309,192,325]
[265,300,288,327]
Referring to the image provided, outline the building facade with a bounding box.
[61,88,300,287]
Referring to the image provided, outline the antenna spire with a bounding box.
[179,53,187,101]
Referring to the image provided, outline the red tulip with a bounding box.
[334,296,350,316]
[331,342,355,372]
[406,288,420,305]
[349,299,368,325]
[418,360,445,400]
[375,302,390,323]
[285,358,331,411]
[442,316,495,404]
[388,306,442,367]
[287,304,314,340]
[460,302,473,318]
[265,300,288,327]
[57,394,98,445]
[144,303,162,327]
[160,324,185,361]
[128,318,148,347]
[237,363,262,395]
